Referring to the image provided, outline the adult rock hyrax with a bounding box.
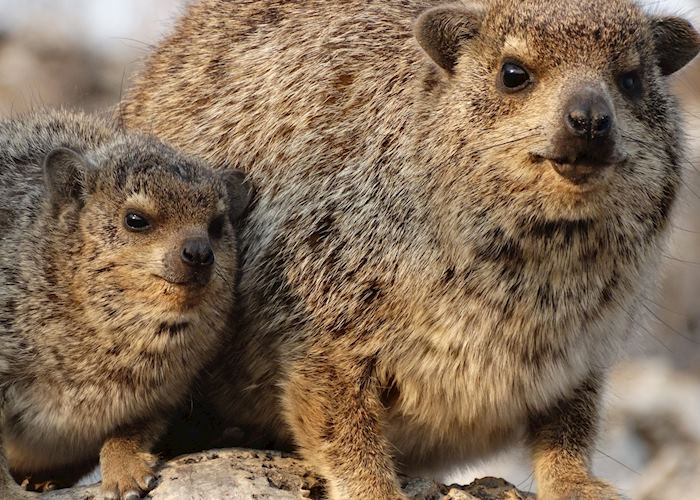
[122,0,700,498]
[0,110,252,499]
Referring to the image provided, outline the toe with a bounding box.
[139,474,157,492]
[123,490,141,500]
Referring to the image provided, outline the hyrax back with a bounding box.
[0,110,251,499]
[123,0,700,498]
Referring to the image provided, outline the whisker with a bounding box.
[611,297,675,354]
[641,302,699,345]
[594,447,640,476]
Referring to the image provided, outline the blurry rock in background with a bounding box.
[0,1,699,499]
[0,0,184,114]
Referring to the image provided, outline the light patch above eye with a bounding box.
[616,50,641,72]
[502,36,538,67]
[125,192,158,216]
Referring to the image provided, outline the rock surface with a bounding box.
[41,448,534,499]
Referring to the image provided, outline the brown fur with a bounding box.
[122,0,700,498]
[0,110,249,499]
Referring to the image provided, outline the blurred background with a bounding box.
[0,1,698,498]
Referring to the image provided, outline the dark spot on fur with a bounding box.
[442,266,456,284]
[358,355,378,393]
[106,344,123,356]
[103,222,118,243]
[537,281,554,310]
[598,271,619,308]
[333,73,354,89]
[328,315,351,338]
[207,55,227,79]
[262,7,282,26]
[529,218,592,243]
[359,281,382,305]
[422,65,442,93]
[6,411,25,435]
[308,213,335,249]
[94,263,115,274]
[320,416,335,442]
[475,227,523,264]
[156,321,190,338]
[380,377,400,409]
[112,367,136,389]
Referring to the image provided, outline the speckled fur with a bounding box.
[0,110,244,499]
[122,1,699,498]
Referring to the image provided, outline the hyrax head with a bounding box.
[415,0,700,220]
[42,135,253,315]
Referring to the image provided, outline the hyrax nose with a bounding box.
[181,237,214,267]
[564,91,613,140]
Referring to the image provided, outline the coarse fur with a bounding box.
[0,110,249,499]
[122,0,700,498]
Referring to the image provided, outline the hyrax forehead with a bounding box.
[91,136,228,224]
[484,0,647,69]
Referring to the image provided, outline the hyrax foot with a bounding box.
[540,478,627,500]
[20,476,57,492]
[100,440,158,500]
[2,478,38,499]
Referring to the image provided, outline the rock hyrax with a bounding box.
[122,0,700,498]
[0,110,252,499]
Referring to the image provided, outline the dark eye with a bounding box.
[501,62,531,91]
[208,215,226,239]
[619,71,642,97]
[124,212,151,232]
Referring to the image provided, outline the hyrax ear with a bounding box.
[223,169,255,222]
[43,147,88,208]
[414,3,484,73]
[649,16,700,76]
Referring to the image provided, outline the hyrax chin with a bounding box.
[0,110,252,499]
[122,0,700,498]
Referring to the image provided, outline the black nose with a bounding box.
[181,238,214,267]
[564,90,613,140]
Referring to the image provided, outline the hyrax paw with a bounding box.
[542,479,628,500]
[19,476,57,493]
[100,451,158,500]
[3,480,38,499]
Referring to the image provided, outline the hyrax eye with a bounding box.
[208,215,226,239]
[618,70,642,98]
[501,62,531,92]
[124,212,151,232]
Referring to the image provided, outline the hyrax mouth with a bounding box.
[531,84,628,185]
[157,236,216,291]
[530,153,619,186]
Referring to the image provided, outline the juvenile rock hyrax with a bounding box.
[0,110,251,499]
[123,0,700,498]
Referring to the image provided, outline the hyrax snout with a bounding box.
[0,110,252,499]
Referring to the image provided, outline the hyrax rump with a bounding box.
[0,110,251,499]
[123,0,700,498]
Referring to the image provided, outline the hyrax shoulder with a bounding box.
[123,0,700,498]
[0,109,252,498]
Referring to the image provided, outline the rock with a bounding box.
[40,448,533,499]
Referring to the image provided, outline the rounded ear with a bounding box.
[223,169,255,222]
[414,3,484,73]
[649,16,700,76]
[43,147,88,209]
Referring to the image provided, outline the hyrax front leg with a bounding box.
[284,354,404,500]
[0,401,36,499]
[99,419,165,500]
[528,374,624,500]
